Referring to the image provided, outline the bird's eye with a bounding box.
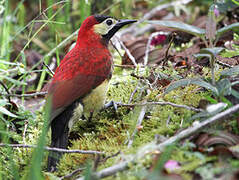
[106,19,113,26]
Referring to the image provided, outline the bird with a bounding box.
[46,14,136,171]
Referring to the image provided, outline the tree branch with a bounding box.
[128,104,147,148]
[115,37,137,67]
[60,167,85,180]
[0,91,47,97]
[0,81,11,102]
[117,101,202,112]
[0,144,104,154]
[43,62,55,76]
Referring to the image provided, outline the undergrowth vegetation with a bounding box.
[1,0,239,179]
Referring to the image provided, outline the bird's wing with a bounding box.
[47,48,112,121]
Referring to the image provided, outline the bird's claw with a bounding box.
[104,100,119,111]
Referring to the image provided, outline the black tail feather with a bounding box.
[47,100,79,172]
[47,129,68,172]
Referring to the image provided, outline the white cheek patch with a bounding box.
[104,26,114,35]
[94,19,117,35]
[94,24,109,35]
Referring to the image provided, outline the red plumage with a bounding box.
[48,16,112,118]
[46,15,136,171]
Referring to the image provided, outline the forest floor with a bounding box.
[1,0,239,179]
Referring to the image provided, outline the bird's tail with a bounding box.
[47,126,69,172]
[47,101,77,172]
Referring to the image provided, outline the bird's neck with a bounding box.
[77,29,107,48]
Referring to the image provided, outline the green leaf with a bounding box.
[164,78,219,95]
[0,106,17,118]
[190,103,227,121]
[232,0,239,5]
[194,53,212,60]
[204,95,218,104]
[216,78,231,96]
[189,111,210,121]
[221,65,239,76]
[200,47,224,57]
[220,96,233,107]
[216,22,239,39]
[231,81,239,87]
[147,20,205,37]
[231,89,239,99]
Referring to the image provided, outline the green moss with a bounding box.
[108,75,138,103]
[230,159,239,168]
[149,85,208,136]
[0,110,46,179]
[51,62,215,177]
[10,51,233,179]
[52,68,211,178]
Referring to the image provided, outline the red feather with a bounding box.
[47,16,112,119]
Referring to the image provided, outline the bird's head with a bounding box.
[77,15,136,45]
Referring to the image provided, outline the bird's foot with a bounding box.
[104,100,119,112]
[88,111,94,122]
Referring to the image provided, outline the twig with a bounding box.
[117,101,202,112]
[0,81,11,102]
[110,39,123,57]
[127,104,147,148]
[0,91,47,97]
[216,60,233,68]
[180,118,184,127]
[76,104,239,180]
[101,151,121,163]
[155,104,239,147]
[163,32,176,68]
[0,144,104,154]
[93,154,101,171]
[128,85,139,104]
[23,121,28,143]
[166,115,171,127]
[0,67,20,76]
[114,64,137,69]
[89,161,130,180]
[164,33,175,60]
[130,73,145,80]
[116,37,137,67]
[43,62,55,76]
[114,64,158,69]
[60,167,85,180]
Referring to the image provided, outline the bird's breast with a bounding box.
[68,79,109,128]
[82,79,109,117]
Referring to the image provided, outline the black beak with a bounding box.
[115,19,137,28]
[102,19,137,42]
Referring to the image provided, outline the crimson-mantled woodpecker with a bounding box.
[46,15,136,171]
